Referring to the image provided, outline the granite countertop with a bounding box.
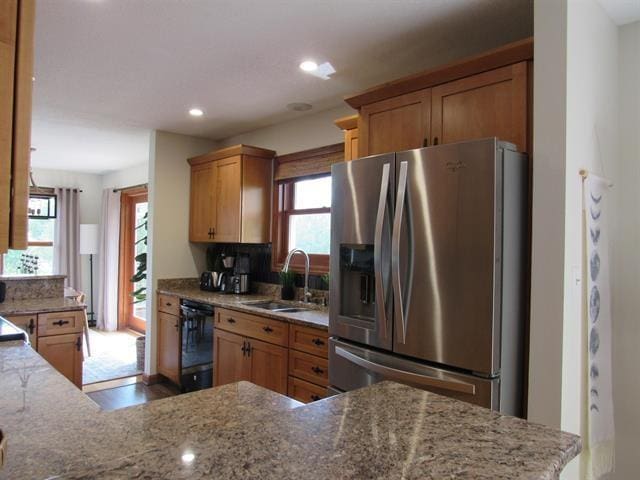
[0,341,301,480]
[157,286,329,330]
[0,297,85,316]
[0,341,580,479]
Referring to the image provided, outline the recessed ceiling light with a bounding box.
[181,452,195,463]
[286,102,313,112]
[299,60,318,72]
[189,108,204,117]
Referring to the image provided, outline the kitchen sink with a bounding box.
[244,301,309,313]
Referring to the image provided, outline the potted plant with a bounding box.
[279,270,296,301]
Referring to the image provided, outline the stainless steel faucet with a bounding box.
[282,248,311,303]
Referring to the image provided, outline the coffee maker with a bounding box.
[231,253,250,294]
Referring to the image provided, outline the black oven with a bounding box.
[179,300,214,392]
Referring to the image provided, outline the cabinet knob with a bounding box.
[423,137,429,147]
[310,395,321,402]
[227,318,236,324]
[166,302,172,307]
[433,136,439,146]
[75,336,82,351]
[53,319,70,327]
[28,318,35,334]
[263,326,273,333]
[311,338,325,346]
[311,366,324,375]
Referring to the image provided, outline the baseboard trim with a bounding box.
[82,374,142,393]
[142,373,162,385]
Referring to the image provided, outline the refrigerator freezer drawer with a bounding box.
[329,338,500,411]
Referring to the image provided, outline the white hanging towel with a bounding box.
[583,174,615,479]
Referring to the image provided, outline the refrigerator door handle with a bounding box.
[335,346,476,395]
[392,161,409,343]
[374,163,391,339]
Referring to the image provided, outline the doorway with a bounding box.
[118,186,148,333]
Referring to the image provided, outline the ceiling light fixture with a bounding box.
[189,108,204,117]
[299,60,318,72]
[286,102,313,112]
[181,452,195,463]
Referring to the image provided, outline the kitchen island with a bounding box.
[0,339,580,479]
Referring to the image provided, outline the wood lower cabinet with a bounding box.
[359,89,431,157]
[188,145,275,243]
[214,329,249,386]
[288,376,327,404]
[431,61,529,154]
[3,313,37,348]
[248,337,288,395]
[157,310,180,385]
[38,332,83,388]
[213,328,288,395]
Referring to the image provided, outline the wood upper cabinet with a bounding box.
[346,38,533,158]
[334,114,359,161]
[214,329,250,386]
[188,144,275,244]
[0,0,34,253]
[157,311,180,384]
[431,61,529,153]
[189,162,214,242]
[38,332,83,388]
[358,89,431,157]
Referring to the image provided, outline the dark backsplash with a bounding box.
[206,244,328,291]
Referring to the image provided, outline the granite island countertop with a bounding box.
[157,286,329,330]
[0,340,580,480]
[0,297,85,316]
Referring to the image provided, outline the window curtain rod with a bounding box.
[30,186,83,193]
[112,182,148,193]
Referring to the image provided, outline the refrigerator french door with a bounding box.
[329,138,527,416]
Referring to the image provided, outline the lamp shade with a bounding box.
[79,224,99,254]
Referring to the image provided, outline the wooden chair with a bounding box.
[76,292,91,357]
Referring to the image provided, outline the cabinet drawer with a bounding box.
[158,294,180,316]
[289,324,328,358]
[216,308,288,347]
[37,310,84,337]
[289,349,328,387]
[288,376,327,404]
[3,314,37,348]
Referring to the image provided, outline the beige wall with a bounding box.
[101,162,149,190]
[528,0,568,430]
[145,130,218,374]
[219,104,355,155]
[611,19,640,480]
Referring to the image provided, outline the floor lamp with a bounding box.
[80,224,99,327]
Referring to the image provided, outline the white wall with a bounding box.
[564,3,619,477]
[145,130,217,374]
[101,162,149,190]
[611,19,640,480]
[30,168,103,308]
[219,104,355,155]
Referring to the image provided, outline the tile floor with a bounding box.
[83,329,143,385]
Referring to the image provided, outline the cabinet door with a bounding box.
[3,314,37,348]
[359,89,431,157]
[157,311,180,384]
[0,0,17,254]
[214,329,249,386]
[212,156,241,242]
[288,376,327,404]
[189,162,215,242]
[38,333,83,388]
[345,128,359,161]
[247,337,288,395]
[431,62,529,153]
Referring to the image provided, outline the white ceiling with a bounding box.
[32,0,533,173]
[597,0,640,25]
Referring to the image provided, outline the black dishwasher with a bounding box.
[179,300,214,392]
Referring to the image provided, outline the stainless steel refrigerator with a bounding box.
[329,138,528,417]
